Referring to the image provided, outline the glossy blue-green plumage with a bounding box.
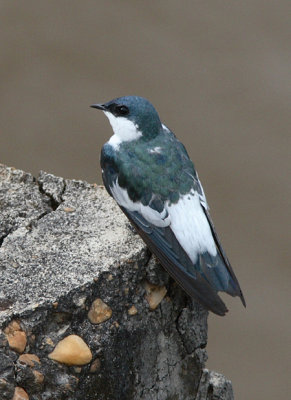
[103,96,162,140]
[108,130,198,204]
[96,96,246,315]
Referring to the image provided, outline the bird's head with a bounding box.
[91,96,162,144]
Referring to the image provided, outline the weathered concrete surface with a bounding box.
[0,164,234,400]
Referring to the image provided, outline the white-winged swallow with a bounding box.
[91,96,245,316]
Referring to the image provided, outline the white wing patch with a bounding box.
[111,180,216,263]
[104,111,142,149]
[167,191,217,263]
[110,181,170,228]
[148,146,162,154]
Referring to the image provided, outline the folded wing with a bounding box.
[101,138,245,315]
[107,178,236,315]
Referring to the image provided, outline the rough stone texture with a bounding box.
[0,164,234,400]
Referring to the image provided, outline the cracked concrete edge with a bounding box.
[0,164,147,323]
[37,170,67,206]
[196,369,234,400]
[0,165,91,244]
[0,164,234,399]
[0,164,52,243]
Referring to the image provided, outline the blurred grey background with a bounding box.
[1,1,290,398]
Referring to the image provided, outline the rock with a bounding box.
[44,337,54,347]
[89,358,101,373]
[144,281,167,310]
[18,354,40,367]
[12,387,29,400]
[4,321,27,353]
[128,305,138,315]
[63,206,76,213]
[0,165,234,400]
[48,335,92,366]
[31,370,44,385]
[88,298,113,324]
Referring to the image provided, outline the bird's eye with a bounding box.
[116,105,129,116]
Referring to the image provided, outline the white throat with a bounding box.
[104,111,142,149]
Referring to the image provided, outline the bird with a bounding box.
[91,96,245,316]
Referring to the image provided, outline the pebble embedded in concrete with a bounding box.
[12,387,29,400]
[48,334,92,366]
[144,282,167,310]
[63,206,76,213]
[89,358,101,373]
[18,353,40,367]
[32,370,44,384]
[4,320,27,353]
[88,298,112,324]
[128,305,138,316]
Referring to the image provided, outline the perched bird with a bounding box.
[91,96,245,316]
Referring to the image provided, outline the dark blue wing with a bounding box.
[101,140,245,315]
[201,205,246,306]
[121,207,229,316]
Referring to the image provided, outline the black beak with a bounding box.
[90,104,107,111]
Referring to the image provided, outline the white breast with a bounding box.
[104,112,142,149]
